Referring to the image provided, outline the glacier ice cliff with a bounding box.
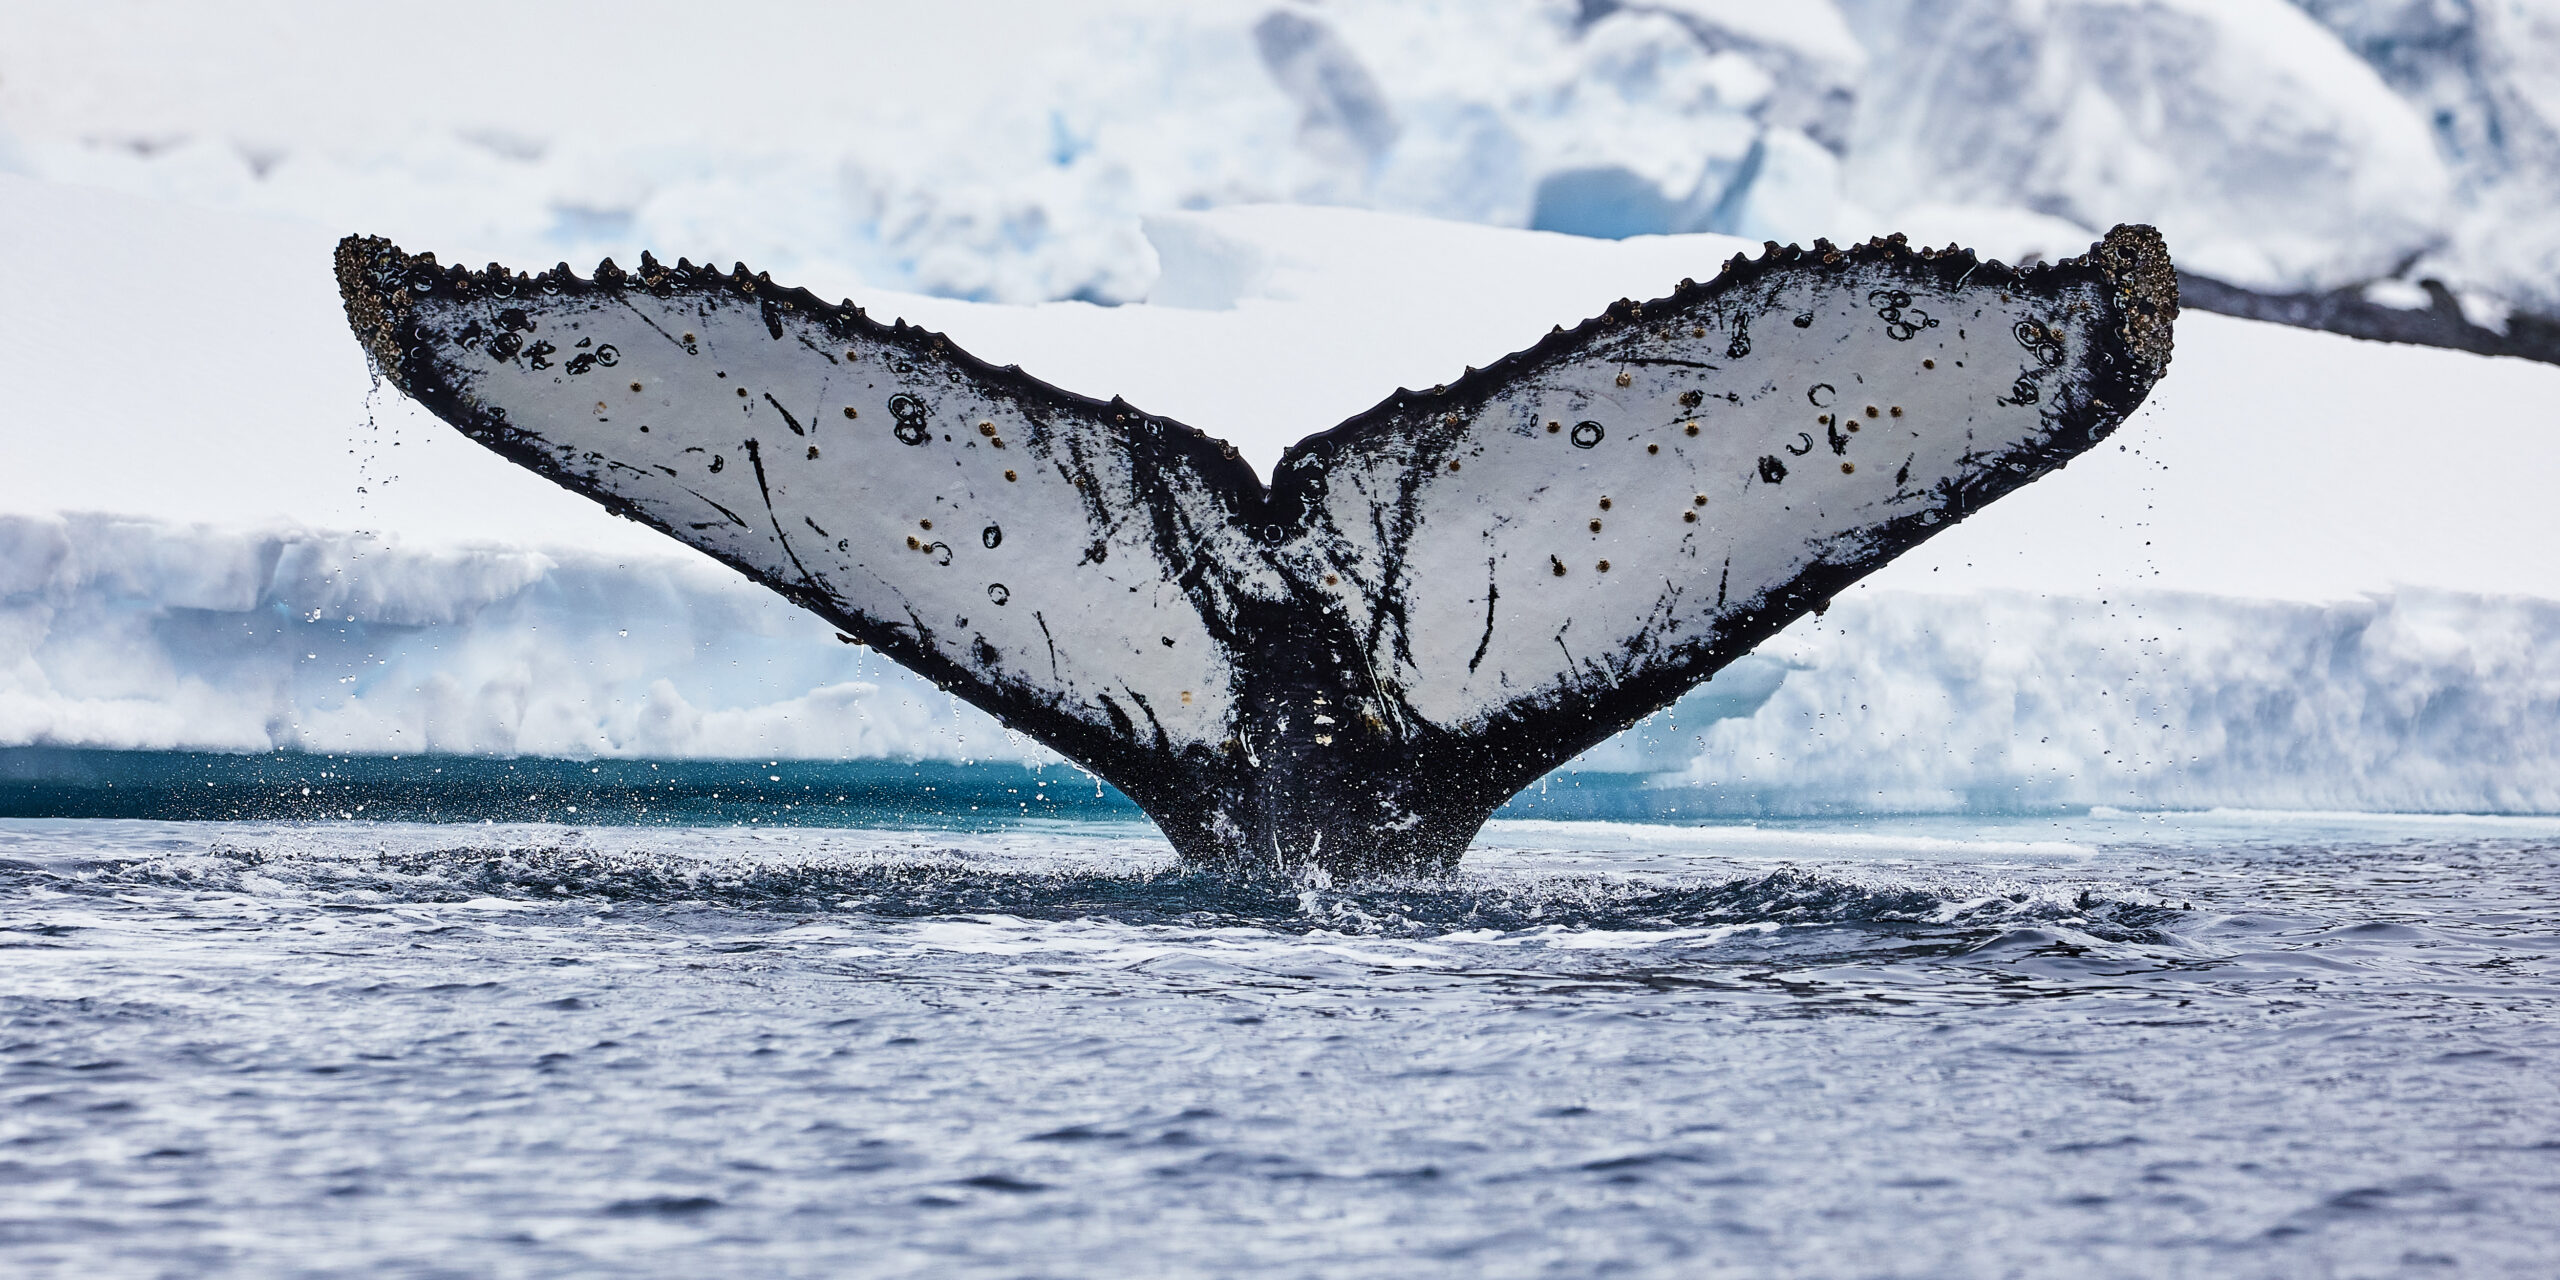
[13,514,2560,817]
[0,515,1026,764]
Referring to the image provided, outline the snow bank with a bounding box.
[1617,588,2560,815]
[14,513,2560,817]
[0,514,1028,763]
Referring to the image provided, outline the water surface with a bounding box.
[5,812,2558,1276]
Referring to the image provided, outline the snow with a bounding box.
[1873,307,2560,603]
[1,4,2556,813]
[1837,0,2453,292]
[1631,588,2560,817]
[0,176,662,554]
[0,513,1022,764]
[1,1,2548,315]
[1645,1,1869,71]
[16,501,2560,817]
[28,173,2550,605]
[2293,0,2560,314]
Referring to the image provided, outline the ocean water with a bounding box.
[5,809,2560,1277]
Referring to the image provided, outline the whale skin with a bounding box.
[337,225,2176,875]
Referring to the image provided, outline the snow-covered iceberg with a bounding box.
[4,0,2553,343]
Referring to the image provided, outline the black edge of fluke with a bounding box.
[332,236,1258,489]
[332,225,2177,877]
[1274,224,2174,483]
[334,226,2176,506]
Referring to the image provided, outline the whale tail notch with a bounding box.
[336,226,2175,875]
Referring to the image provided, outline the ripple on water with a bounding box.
[3,818,2559,1277]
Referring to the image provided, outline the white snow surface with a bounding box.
[5,174,2560,813]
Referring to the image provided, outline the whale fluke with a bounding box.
[336,227,2175,874]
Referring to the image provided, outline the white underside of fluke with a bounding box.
[337,225,2171,867]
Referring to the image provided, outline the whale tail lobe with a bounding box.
[338,226,2174,874]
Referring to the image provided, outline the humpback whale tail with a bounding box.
[337,226,2175,875]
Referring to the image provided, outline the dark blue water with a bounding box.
[5,810,2559,1277]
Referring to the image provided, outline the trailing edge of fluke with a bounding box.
[337,224,2176,875]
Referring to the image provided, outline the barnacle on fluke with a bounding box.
[335,225,2177,876]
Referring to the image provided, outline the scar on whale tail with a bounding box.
[336,226,2176,875]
